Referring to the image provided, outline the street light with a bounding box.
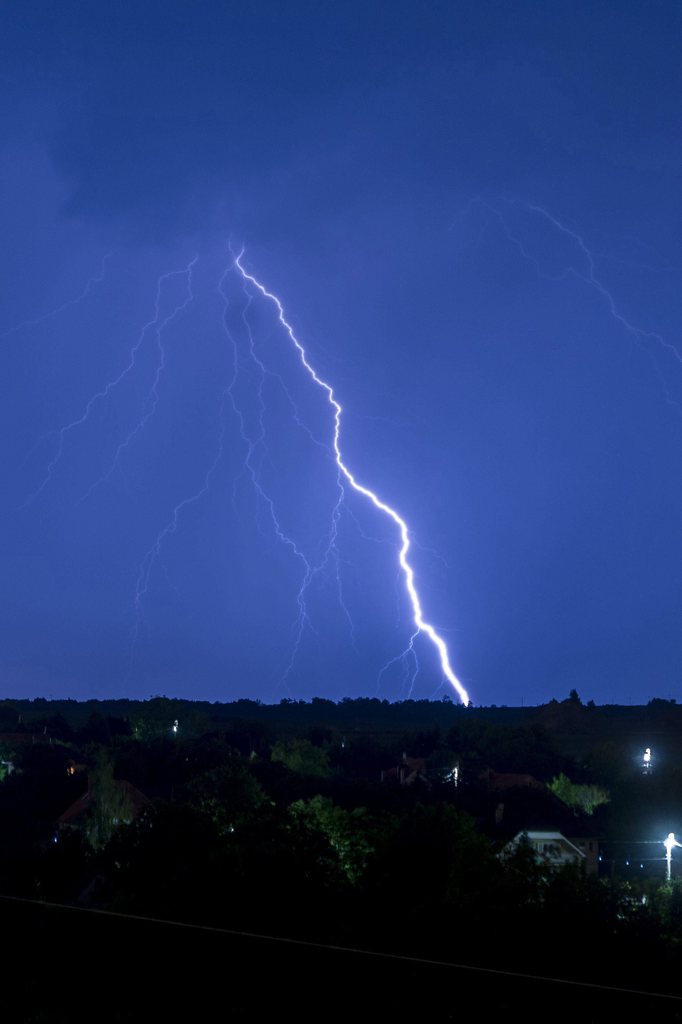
[664,832,681,881]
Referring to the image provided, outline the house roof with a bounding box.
[480,769,547,791]
[0,733,52,746]
[521,830,575,841]
[57,779,150,825]
[381,755,428,784]
[508,830,585,859]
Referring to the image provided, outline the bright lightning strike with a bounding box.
[234,251,470,705]
[218,271,352,688]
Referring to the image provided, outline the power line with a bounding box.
[0,892,680,1002]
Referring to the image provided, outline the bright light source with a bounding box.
[664,832,681,881]
[172,719,179,734]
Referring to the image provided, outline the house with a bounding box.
[472,772,600,875]
[0,732,53,746]
[503,830,586,870]
[57,778,151,836]
[381,753,428,785]
[0,731,56,777]
[480,769,548,793]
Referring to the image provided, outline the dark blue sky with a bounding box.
[2,1,682,704]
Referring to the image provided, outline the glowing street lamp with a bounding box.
[643,747,652,772]
[172,719,179,735]
[664,832,681,881]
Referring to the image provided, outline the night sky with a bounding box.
[2,1,682,705]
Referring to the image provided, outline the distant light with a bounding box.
[172,719,179,734]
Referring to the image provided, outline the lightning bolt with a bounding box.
[16,247,466,701]
[1,254,112,340]
[216,267,354,688]
[234,251,469,705]
[231,279,331,511]
[24,257,197,506]
[133,380,230,651]
[468,198,682,411]
[235,278,358,657]
[80,255,198,501]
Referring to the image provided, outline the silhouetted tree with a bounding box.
[271,738,331,778]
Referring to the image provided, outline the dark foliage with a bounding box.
[1,696,682,1008]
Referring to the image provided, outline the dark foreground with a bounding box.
[4,895,682,1024]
